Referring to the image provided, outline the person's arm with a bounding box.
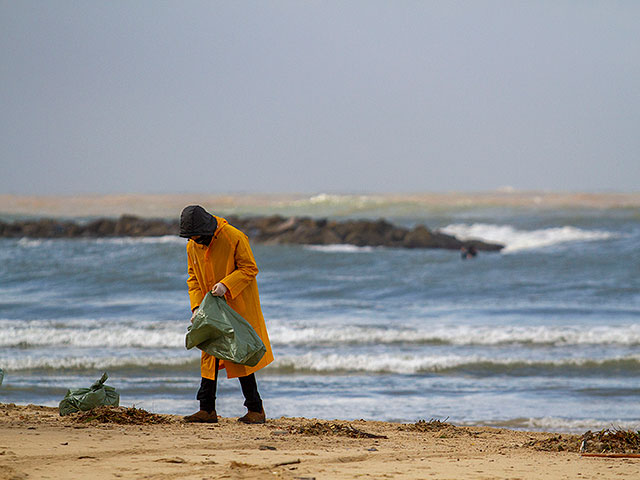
[220,234,259,299]
[187,249,204,311]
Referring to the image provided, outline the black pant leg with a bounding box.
[238,373,263,413]
[196,377,217,413]
[196,358,220,412]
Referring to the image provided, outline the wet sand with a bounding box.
[1,404,637,480]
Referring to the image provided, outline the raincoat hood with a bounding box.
[179,205,218,238]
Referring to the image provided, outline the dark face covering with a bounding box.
[179,205,217,241]
[193,235,213,246]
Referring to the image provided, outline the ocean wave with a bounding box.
[15,235,185,247]
[294,194,384,207]
[0,322,185,348]
[268,324,640,347]
[4,350,639,375]
[471,417,640,434]
[94,235,184,245]
[17,238,46,248]
[439,223,617,253]
[267,353,640,376]
[0,354,197,371]
[305,244,375,253]
[3,322,640,348]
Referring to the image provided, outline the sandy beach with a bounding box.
[1,404,637,480]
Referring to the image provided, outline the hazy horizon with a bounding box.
[2,1,639,195]
[2,187,640,197]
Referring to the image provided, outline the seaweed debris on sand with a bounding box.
[527,428,640,454]
[72,406,174,425]
[397,418,453,433]
[580,428,640,454]
[286,420,388,439]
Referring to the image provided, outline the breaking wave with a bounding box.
[2,322,640,348]
[15,235,184,248]
[0,323,185,348]
[0,354,197,371]
[94,235,184,245]
[4,351,640,376]
[3,322,640,348]
[472,417,640,434]
[268,353,640,376]
[439,223,617,253]
[305,244,375,253]
[270,323,640,347]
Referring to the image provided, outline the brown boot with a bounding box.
[184,410,218,423]
[238,409,266,424]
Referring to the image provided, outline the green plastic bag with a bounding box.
[186,293,266,367]
[58,373,120,416]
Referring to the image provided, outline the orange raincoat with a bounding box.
[186,216,274,380]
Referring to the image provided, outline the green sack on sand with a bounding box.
[186,293,266,367]
[58,373,120,416]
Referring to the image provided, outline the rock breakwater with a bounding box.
[0,215,503,251]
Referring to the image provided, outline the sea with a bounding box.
[1,194,639,433]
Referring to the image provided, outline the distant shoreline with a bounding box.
[1,191,639,219]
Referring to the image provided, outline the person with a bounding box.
[460,245,478,260]
[179,205,274,424]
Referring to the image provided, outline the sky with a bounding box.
[1,1,639,195]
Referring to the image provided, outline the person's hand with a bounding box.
[190,307,199,323]
[211,282,228,297]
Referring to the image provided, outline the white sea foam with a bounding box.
[15,235,184,247]
[477,417,640,434]
[523,417,640,433]
[271,352,471,374]
[4,349,638,373]
[269,352,640,375]
[94,235,184,245]
[302,193,383,207]
[306,244,375,253]
[0,354,196,371]
[439,223,617,253]
[1,352,460,374]
[267,324,640,347]
[17,238,46,247]
[3,322,640,348]
[0,321,185,348]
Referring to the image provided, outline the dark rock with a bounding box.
[463,240,503,252]
[84,219,117,236]
[1,215,504,252]
[403,226,433,248]
[424,231,463,250]
[383,227,409,247]
[114,215,143,236]
[113,215,178,237]
[337,219,395,247]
